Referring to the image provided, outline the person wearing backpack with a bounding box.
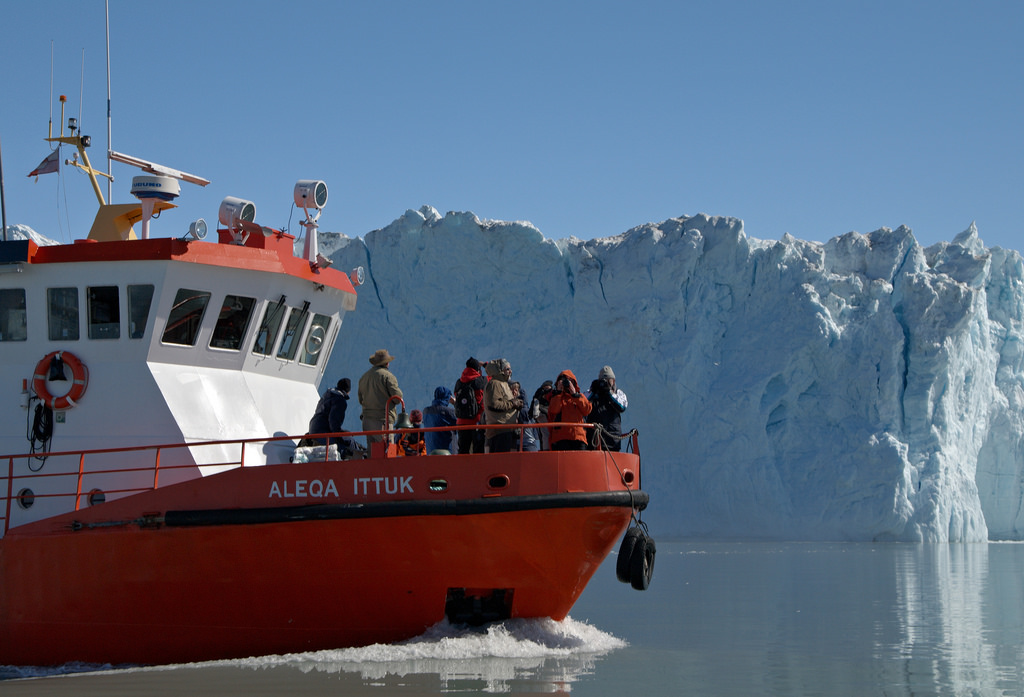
[453,357,488,454]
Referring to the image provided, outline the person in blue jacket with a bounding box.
[422,386,457,453]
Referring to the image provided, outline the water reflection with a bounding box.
[886,544,1024,695]
[568,542,1024,696]
[6,543,1024,696]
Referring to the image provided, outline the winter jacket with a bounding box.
[517,398,540,452]
[358,365,403,425]
[453,367,487,426]
[586,378,626,451]
[308,388,349,437]
[546,370,592,447]
[423,386,457,452]
[483,370,523,441]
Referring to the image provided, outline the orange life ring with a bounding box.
[32,350,89,410]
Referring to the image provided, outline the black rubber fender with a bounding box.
[616,527,643,583]
[629,534,656,591]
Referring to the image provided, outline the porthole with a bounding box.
[621,469,636,485]
[488,474,510,490]
[429,479,448,492]
[88,489,106,507]
[16,488,34,509]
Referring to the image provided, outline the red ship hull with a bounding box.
[0,449,646,666]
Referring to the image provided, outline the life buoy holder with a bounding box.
[32,351,89,410]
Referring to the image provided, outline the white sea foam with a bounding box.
[0,616,625,686]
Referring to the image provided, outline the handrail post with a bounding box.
[4,456,14,535]
[153,447,162,490]
[74,452,86,511]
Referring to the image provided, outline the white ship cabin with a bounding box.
[0,179,359,533]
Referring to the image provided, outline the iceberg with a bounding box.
[15,207,1021,542]
[320,207,1024,542]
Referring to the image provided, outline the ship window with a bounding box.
[128,284,155,339]
[47,287,79,341]
[88,286,121,339]
[276,306,310,361]
[16,488,35,509]
[162,288,211,346]
[253,298,287,356]
[0,288,27,342]
[211,295,256,351]
[299,313,332,366]
[87,489,106,507]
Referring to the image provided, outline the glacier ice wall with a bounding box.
[318,207,1024,542]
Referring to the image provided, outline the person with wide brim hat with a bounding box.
[368,349,396,366]
[358,349,402,446]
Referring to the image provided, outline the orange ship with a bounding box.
[0,107,653,667]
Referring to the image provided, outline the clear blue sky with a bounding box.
[2,1,1022,251]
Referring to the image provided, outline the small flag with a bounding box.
[28,150,60,178]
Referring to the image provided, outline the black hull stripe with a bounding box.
[164,490,649,528]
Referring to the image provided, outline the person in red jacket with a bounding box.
[453,357,488,454]
[546,369,592,451]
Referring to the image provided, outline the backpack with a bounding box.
[454,380,479,419]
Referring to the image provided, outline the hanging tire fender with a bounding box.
[629,534,656,591]
[616,526,643,583]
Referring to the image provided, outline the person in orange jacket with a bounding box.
[546,369,592,451]
[398,409,427,456]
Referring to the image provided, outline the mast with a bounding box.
[105,0,112,203]
[0,135,7,241]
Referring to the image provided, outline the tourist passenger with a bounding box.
[422,386,457,453]
[306,377,350,447]
[510,381,539,452]
[546,370,592,451]
[398,409,427,456]
[590,365,628,411]
[453,357,488,454]
[358,349,403,447]
[483,359,523,453]
[530,380,554,450]
[587,377,626,451]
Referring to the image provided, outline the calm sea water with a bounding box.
[4,541,1024,696]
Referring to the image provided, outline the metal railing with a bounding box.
[1,423,638,535]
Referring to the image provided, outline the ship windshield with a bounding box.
[162,289,212,346]
[276,306,310,360]
[253,298,287,356]
[299,313,332,366]
[211,295,256,351]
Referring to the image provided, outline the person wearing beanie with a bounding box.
[587,365,628,451]
[423,385,457,453]
[306,377,351,447]
[453,356,488,454]
[358,349,402,447]
[594,365,628,409]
